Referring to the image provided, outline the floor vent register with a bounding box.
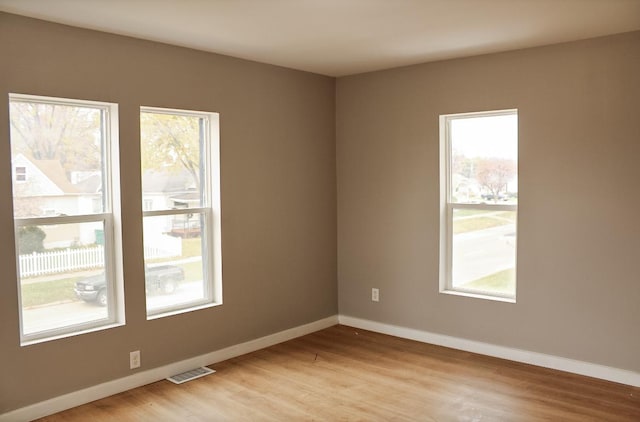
[166,366,216,384]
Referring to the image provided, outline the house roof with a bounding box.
[19,152,196,195]
[73,173,102,194]
[15,153,102,195]
[142,169,197,194]
[28,159,80,194]
[169,192,201,205]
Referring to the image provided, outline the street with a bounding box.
[451,223,516,286]
[22,280,205,335]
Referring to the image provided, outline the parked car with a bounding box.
[481,193,505,201]
[74,264,185,306]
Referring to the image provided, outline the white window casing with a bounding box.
[140,107,222,318]
[439,109,518,302]
[9,94,124,345]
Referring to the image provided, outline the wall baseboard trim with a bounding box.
[338,315,640,388]
[4,314,637,421]
[0,315,339,422]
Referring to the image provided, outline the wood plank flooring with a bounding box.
[38,325,640,421]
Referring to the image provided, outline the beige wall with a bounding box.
[0,13,337,412]
[2,10,639,415]
[337,31,640,373]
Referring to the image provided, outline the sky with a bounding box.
[450,113,518,160]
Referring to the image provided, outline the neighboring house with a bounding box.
[142,168,201,238]
[451,174,481,203]
[13,153,199,250]
[12,153,102,248]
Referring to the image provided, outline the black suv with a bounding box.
[74,264,185,306]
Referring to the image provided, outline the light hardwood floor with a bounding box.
[38,325,639,421]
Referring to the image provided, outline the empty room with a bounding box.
[0,1,639,420]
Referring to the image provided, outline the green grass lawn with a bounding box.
[181,238,202,257]
[453,217,505,234]
[21,277,80,308]
[453,210,516,234]
[453,209,489,217]
[459,268,515,295]
[181,260,203,282]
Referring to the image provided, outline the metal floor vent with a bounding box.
[167,366,215,384]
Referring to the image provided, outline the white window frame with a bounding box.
[9,93,124,345]
[140,107,222,318]
[439,109,518,302]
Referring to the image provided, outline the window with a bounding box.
[9,94,123,343]
[140,107,221,317]
[143,199,153,211]
[15,166,27,182]
[440,109,518,301]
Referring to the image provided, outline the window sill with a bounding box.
[147,301,221,321]
[440,289,516,304]
[21,320,125,347]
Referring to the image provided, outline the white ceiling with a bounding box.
[1,0,639,76]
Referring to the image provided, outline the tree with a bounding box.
[140,113,202,190]
[9,101,101,173]
[475,158,516,202]
[17,226,46,254]
[451,151,476,179]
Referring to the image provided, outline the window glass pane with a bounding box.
[441,110,518,301]
[143,214,207,313]
[140,112,205,211]
[9,101,106,217]
[141,107,219,317]
[18,222,109,336]
[9,95,120,343]
[450,114,517,205]
[451,209,516,296]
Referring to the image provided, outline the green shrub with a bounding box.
[18,226,46,254]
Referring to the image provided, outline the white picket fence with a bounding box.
[144,235,182,261]
[19,246,105,277]
[19,235,182,278]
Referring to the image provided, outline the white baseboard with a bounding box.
[0,315,339,422]
[4,313,637,421]
[338,315,640,388]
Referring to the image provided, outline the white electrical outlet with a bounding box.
[372,288,379,302]
[130,350,141,369]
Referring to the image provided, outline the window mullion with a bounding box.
[15,213,110,227]
[449,203,517,212]
[142,207,208,218]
